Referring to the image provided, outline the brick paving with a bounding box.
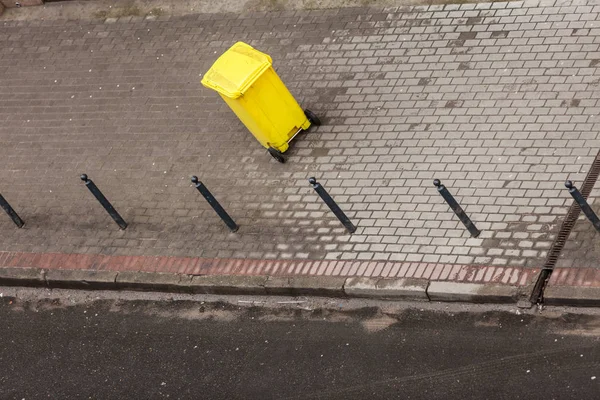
[1,0,600,278]
[549,266,600,287]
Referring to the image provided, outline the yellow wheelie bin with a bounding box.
[201,41,320,163]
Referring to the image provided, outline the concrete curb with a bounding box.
[190,275,268,295]
[0,267,535,304]
[0,267,45,287]
[344,277,429,301]
[544,286,600,307]
[427,281,519,303]
[116,271,190,292]
[46,269,118,290]
[266,276,346,297]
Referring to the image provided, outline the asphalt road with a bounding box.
[1,295,599,400]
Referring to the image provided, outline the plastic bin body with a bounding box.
[201,42,310,153]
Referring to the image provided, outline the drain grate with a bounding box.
[530,149,600,303]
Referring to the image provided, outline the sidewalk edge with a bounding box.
[427,281,522,304]
[544,286,600,307]
[0,267,534,304]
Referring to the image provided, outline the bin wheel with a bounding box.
[268,147,286,163]
[304,109,321,126]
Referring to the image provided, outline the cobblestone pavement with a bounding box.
[1,0,599,271]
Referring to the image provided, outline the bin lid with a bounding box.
[201,42,273,99]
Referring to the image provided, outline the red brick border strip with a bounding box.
[544,267,600,306]
[548,268,600,288]
[0,251,539,286]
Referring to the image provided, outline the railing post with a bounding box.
[80,174,128,230]
[565,180,600,233]
[0,193,24,228]
[308,177,356,234]
[433,179,480,238]
[191,176,238,232]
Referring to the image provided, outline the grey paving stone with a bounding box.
[0,0,598,271]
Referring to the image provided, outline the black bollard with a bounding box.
[308,177,356,234]
[191,176,238,232]
[80,174,128,230]
[0,193,24,228]
[565,180,600,233]
[434,179,481,238]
